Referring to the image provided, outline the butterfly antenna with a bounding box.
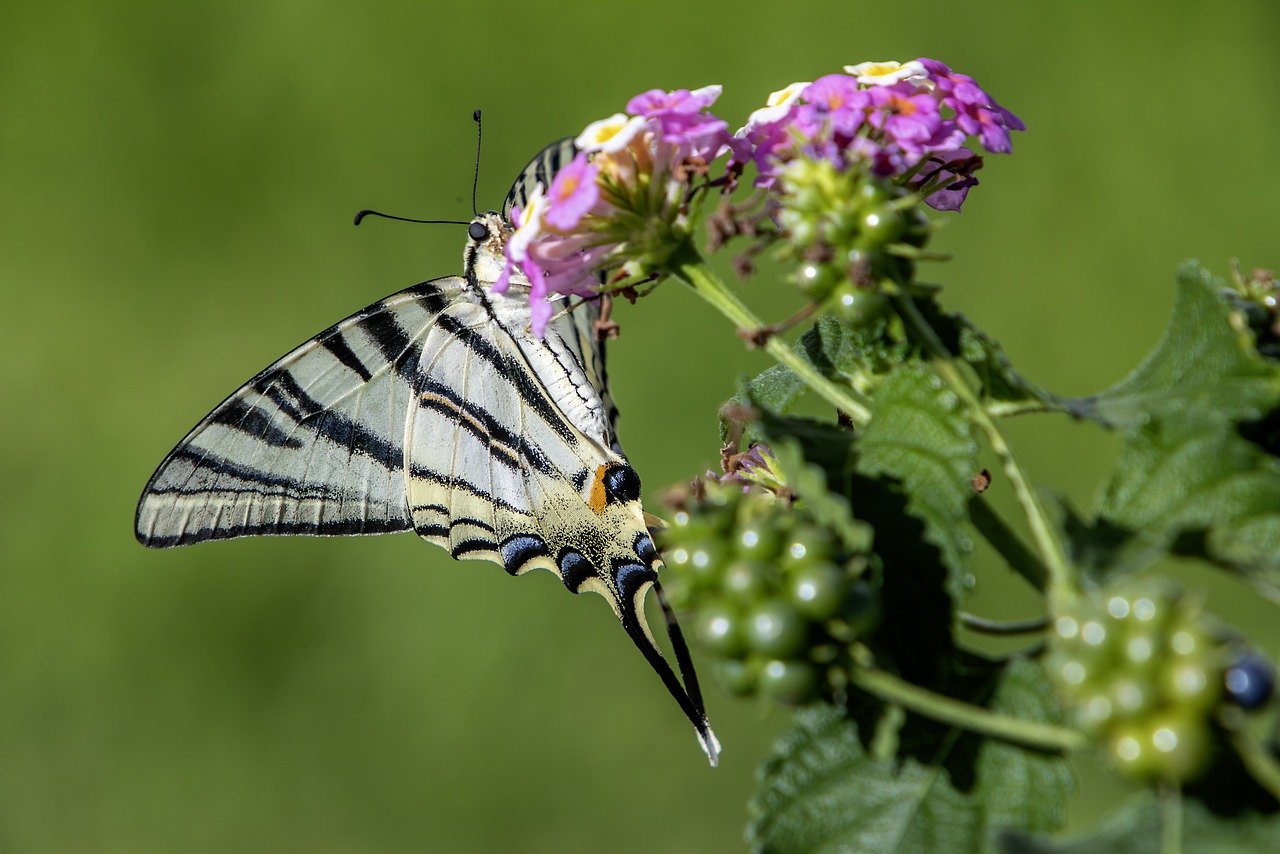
[471,109,483,216]
[353,210,469,227]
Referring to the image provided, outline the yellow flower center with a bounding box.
[557,175,579,200]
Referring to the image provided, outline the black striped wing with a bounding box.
[502,136,577,220]
[404,290,622,571]
[135,279,465,547]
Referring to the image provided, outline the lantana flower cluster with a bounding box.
[737,59,1024,211]
[496,61,1023,334]
[497,85,733,335]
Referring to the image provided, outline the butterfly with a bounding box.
[134,139,720,764]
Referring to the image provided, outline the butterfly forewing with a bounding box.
[135,280,462,547]
[502,136,578,221]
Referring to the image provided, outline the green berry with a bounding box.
[685,541,728,587]
[855,180,893,209]
[693,600,744,657]
[787,563,847,620]
[736,523,783,561]
[723,559,772,603]
[745,601,808,658]
[779,525,835,570]
[857,205,905,247]
[1110,722,1161,780]
[714,658,758,697]
[1145,711,1212,782]
[1108,676,1155,717]
[832,286,890,327]
[758,659,820,704]
[1162,660,1220,712]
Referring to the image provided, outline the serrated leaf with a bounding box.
[974,659,1073,834]
[1057,500,1167,586]
[748,706,983,854]
[723,314,898,440]
[1076,263,1280,428]
[919,298,1073,414]
[1098,411,1280,594]
[855,364,978,598]
[999,794,1280,854]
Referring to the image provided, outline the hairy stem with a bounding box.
[848,665,1087,753]
[671,246,873,426]
[893,295,1076,606]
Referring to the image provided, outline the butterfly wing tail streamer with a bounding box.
[617,572,720,766]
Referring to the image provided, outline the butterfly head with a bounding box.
[463,210,517,286]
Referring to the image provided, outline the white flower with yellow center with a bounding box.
[575,113,647,154]
[843,59,927,86]
[766,81,810,108]
[509,185,549,259]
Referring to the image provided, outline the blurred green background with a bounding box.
[3,1,1279,851]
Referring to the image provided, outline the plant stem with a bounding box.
[968,497,1049,592]
[958,612,1048,636]
[670,245,873,426]
[893,295,1076,605]
[1159,785,1183,854]
[848,665,1087,753]
[1230,727,1280,801]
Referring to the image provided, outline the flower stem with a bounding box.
[1230,727,1280,802]
[848,665,1086,753]
[958,612,1048,636]
[670,246,873,426]
[968,497,1049,592]
[892,294,1076,606]
[1160,785,1183,854]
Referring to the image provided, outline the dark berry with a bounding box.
[1225,652,1276,710]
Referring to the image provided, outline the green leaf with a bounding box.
[855,363,978,598]
[999,794,1280,854]
[723,314,898,440]
[974,659,1073,835]
[1078,263,1280,428]
[1097,410,1280,594]
[770,439,874,553]
[748,706,983,854]
[919,298,1073,414]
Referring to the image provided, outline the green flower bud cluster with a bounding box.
[659,485,878,705]
[774,156,929,321]
[1046,579,1229,783]
[1225,267,1280,361]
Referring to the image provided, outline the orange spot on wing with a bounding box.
[587,464,609,514]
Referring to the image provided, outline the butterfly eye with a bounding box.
[468,221,490,242]
[604,464,641,504]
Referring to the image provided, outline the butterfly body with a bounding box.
[136,196,718,763]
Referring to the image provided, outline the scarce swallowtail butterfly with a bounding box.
[135,138,720,765]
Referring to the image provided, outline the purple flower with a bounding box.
[739,58,1024,202]
[501,86,734,335]
[543,155,600,231]
[913,148,981,211]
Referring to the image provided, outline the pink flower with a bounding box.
[543,156,600,231]
[501,86,735,335]
[739,58,1024,209]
